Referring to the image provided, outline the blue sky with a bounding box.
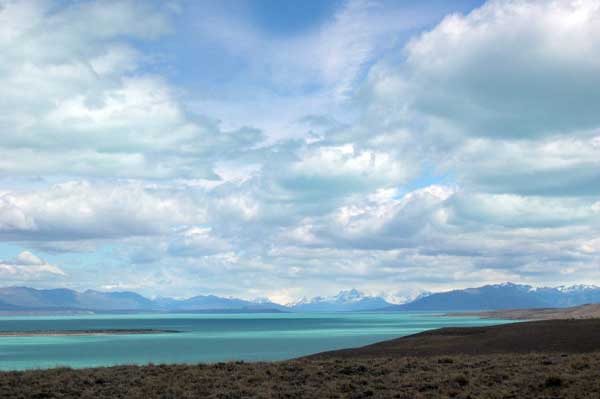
[1,0,600,304]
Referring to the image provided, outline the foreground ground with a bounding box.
[2,319,600,398]
[2,353,600,399]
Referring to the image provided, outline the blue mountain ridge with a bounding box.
[0,287,286,313]
[0,283,599,313]
[385,282,600,311]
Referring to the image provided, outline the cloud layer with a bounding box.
[0,251,66,282]
[1,0,599,302]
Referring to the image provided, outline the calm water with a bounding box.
[0,312,510,370]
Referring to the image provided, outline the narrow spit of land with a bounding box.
[1,319,600,398]
[0,329,181,337]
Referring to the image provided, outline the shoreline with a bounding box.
[0,329,181,337]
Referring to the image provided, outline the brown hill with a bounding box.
[447,303,600,320]
[309,318,600,359]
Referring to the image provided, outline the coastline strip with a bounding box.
[0,329,181,337]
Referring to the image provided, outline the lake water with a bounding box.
[0,312,510,370]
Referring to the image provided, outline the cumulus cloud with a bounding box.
[319,186,454,248]
[186,0,456,142]
[0,181,207,241]
[0,251,66,280]
[0,0,265,180]
[456,136,600,196]
[344,0,600,293]
[394,0,600,138]
[167,226,231,257]
[446,192,600,228]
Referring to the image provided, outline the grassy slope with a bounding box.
[446,303,600,320]
[309,319,600,359]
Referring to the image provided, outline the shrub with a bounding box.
[544,376,563,388]
[454,375,469,387]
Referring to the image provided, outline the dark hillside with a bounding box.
[310,319,600,359]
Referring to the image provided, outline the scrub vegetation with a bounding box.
[0,352,599,399]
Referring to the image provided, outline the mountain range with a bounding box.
[0,287,287,313]
[1,283,600,313]
[0,287,389,313]
[385,282,600,311]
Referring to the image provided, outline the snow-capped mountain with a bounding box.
[555,284,600,293]
[387,282,600,311]
[289,289,392,312]
[2,283,600,314]
[0,287,389,313]
[382,290,432,305]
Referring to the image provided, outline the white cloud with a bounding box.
[0,251,66,280]
[291,144,409,184]
[341,0,600,293]
[319,185,454,245]
[167,226,231,257]
[16,250,44,266]
[0,180,207,241]
[0,0,245,180]
[398,0,600,138]
[446,192,600,228]
[455,135,600,196]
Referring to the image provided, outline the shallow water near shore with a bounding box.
[0,312,511,370]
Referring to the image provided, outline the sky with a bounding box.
[1,0,600,304]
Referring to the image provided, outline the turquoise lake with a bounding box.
[0,312,510,370]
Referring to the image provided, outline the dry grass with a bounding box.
[1,352,600,398]
[448,304,600,320]
[311,319,600,359]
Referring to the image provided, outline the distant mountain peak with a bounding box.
[289,289,391,311]
[3,283,600,314]
[389,282,600,311]
[287,296,310,307]
[291,289,369,305]
[496,282,519,287]
[484,282,530,289]
[333,288,366,303]
[557,284,600,292]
